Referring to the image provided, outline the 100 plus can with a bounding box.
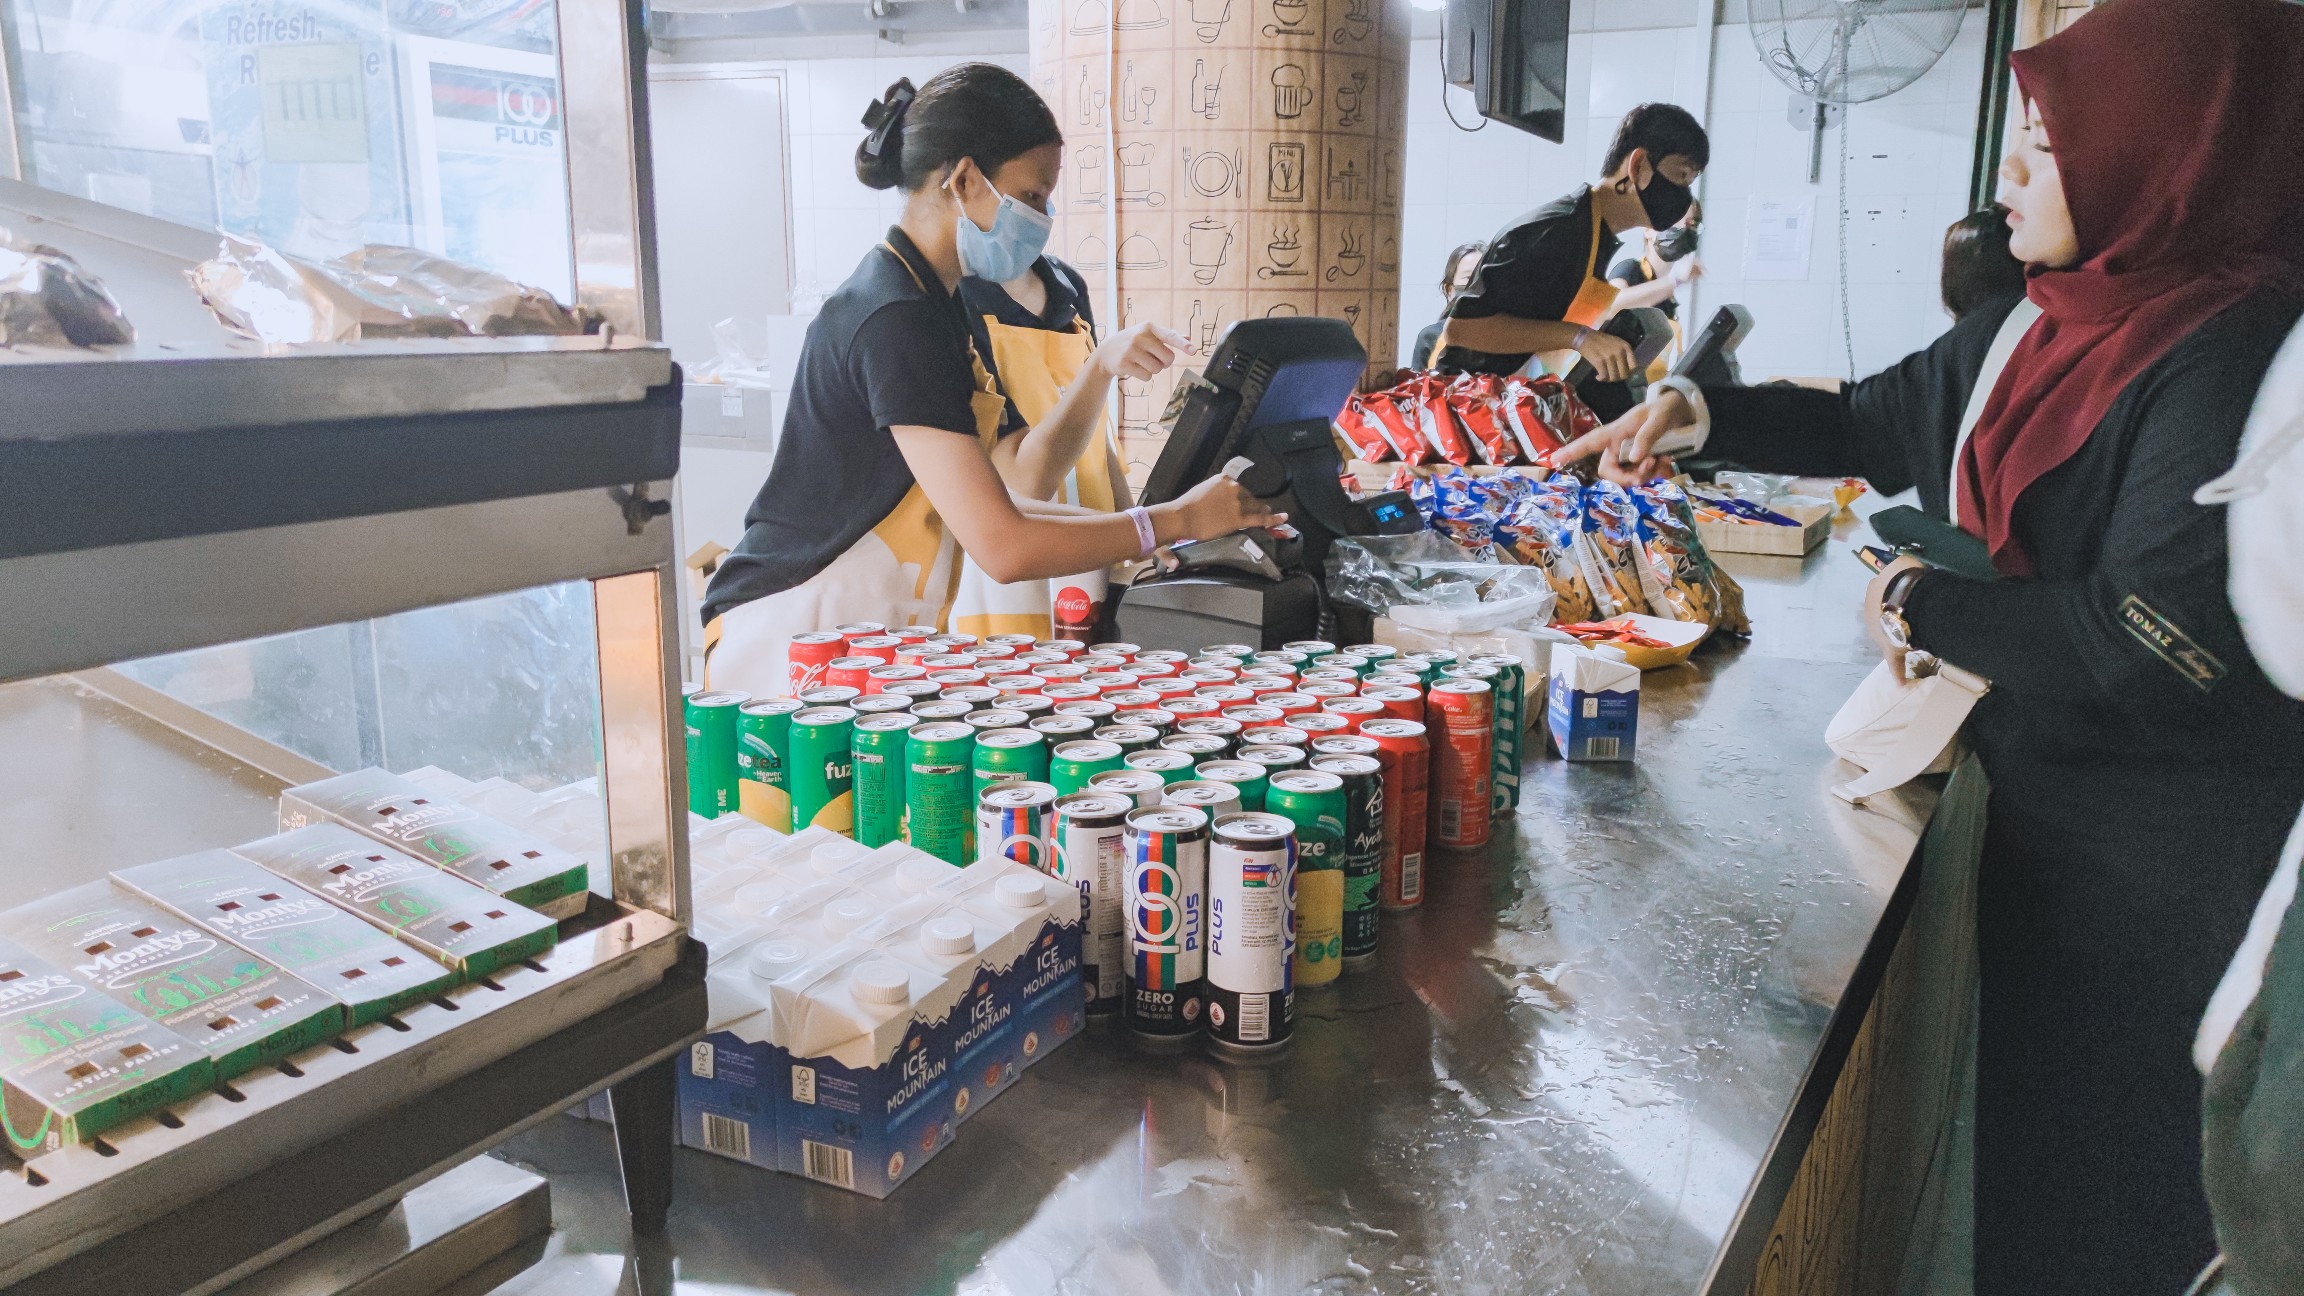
[851,711,917,847]
[1265,769,1346,986]
[1359,719,1430,910]
[1056,791,1133,1014]
[685,690,746,818]
[1050,739,1126,796]
[977,781,1058,870]
[735,697,801,830]
[1308,754,1384,962]
[787,632,845,695]
[1090,767,1168,810]
[1205,812,1297,1054]
[788,706,857,836]
[1465,654,1526,814]
[1426,679,1494,849]
[906,722,977,865]
[973,727,1048,805]
[1124,805,1210,1041]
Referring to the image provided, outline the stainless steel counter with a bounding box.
[492,507,1937,1296]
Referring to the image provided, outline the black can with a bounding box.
[1309,753,1384,963]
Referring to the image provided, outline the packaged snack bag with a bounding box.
[1448,373,1518,466]
[1494,481,1598,622]
[1411,375,1473,466]
[1334,394,1395,463]
[1429,467,1498,559]
[1629,482,1718,628]
[1367,390,1434,464]
[1574,482,1650,618]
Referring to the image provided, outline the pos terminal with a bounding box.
[1115,317,1422,650]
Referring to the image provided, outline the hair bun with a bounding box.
[854,80,916,190]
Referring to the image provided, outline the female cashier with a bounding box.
[700,64,1276,695]
[1433,102,1708,419]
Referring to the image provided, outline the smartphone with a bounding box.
[1855,544,1899,573]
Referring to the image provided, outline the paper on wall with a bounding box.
[1744,195,1816,282]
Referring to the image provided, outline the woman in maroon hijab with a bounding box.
[1557,0,2304,1289]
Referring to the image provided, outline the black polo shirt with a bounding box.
[1608,248,1679,320]
[702,229,985,625]
[958,256,1096,429]
[1435,186,1619,376]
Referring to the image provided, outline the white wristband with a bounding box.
[1126,505,1157,557]
[1570,326,1592,352]
[1642,374,1712,458]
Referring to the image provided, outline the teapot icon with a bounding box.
[1184,218,1234,285]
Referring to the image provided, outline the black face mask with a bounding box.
[1654,225,1699,262]
[1637,170,1695,231]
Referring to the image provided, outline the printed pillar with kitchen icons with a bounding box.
[1032,0,1408,488]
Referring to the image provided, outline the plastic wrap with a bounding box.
[690,317,777,388]
[0,229,134,348]
[1326,532,1556,616]
[188,236,596,344]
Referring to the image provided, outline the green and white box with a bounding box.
[0,884,341,1082]
[232,825,558,980]
[279,768,591,918]
[0,935,214,1154]
[115,850,456,1027]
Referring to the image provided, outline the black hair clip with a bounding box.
[860,83,916,158]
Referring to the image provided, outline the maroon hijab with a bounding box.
[1953,0,2304,576]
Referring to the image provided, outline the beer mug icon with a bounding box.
[1271,64,1311,120]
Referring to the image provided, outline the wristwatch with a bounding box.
[1879,565,1940,675]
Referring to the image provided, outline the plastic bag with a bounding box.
[0,229,134,348]
[1326,532,1557,616]
[691,317,777,388]
[189,236,595,344]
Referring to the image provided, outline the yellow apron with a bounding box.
[947,314,1128,642]
[704,244,1009,702]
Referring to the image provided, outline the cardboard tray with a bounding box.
[1695,501,1833,556]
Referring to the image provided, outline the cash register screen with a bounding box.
[1246,358,1374,428]
[1138,317,1368,508]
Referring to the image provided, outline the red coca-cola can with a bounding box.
[1195,685,1256,705]
[1164,696,1221,717]
[1425,679,1493,850]
[1133,650,1190,667]
[1127,659,1181,680]
[1086,641,1142,659]
[890,624,939,644]
[920,653,976,672]
[1321,697,1390,730]
[1293,712,1351,737]
[834,621,886,646]
[787,631,845,696]
[896,643,940,668]
[985,634,1038,650]
[1144,677,1199,699]
[1084,672,1141,695]
[1179,666,1238,686]
[926,668,987,688]
[1032,662,1090,685]
[966,644,1019,664]
[1040,682,1103,705]
[1012,650,1069,666]
[1103,689,1163,710]
[1240,724,1309,749]
[1041,639,1087,658]
[1362,686,1425,725]
[1264,691,1320,719]
[1221,704,1286,728]
[825,655,880,693]
[984,673,1040,696]
[1073,653,1130,672]
[1298,680,1358,701]
[1238,676,1293,696]
[924,633,978,651]
[847,634,904,666]
[866,662,927,694]
[1360,718,1430,910]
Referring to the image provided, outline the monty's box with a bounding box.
[232,825,557,980]
[0,884,340,1081]
[115,851,455,1026]
[1547,644,1641,763]
[280,768,590,917]
[0,935,213,1153]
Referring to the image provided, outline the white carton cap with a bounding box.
[810,840,868,874]
[923,914,977,956]
[897,855,954,892]
[727,826,781,856]
[995,873,1047,912]
[822,894,875,936]
[853,960,912,1005]
[748,940,808,981]
[733,881,787,914]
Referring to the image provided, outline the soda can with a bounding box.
[905,722,978,865]
[1321,653,1370,676]
[1322,697,1389,729]
[734,697,799,830]
[881,679,943,704]
[1406,647,1460,674]
[910,699,973,723]
[1088,641,1143,659]
[890,624,939,644]
[788,706,857,836]
[1041,639,1087,658]
[1084,672,1140,695]
[973,727,1050,804]
[834,620,887,645]
[1203,642,1257,658]
[1240,724,1310,750]
[928,668,989,690]
[1177,714,1244,743]
[1144,678,1200,700]
[1195,759,1270,812]
[1159,732,1232,761]
[1113,707,1177,733]
[1041,684,1103,707]
[964,707,1030,734]
[1104,690,1163,711]
[1293,712,1351,738]
[985,673,1040,696]
[1466,654,1527,813]
[1054,698,1117,722]
[1236,745,1308,777]
[1179,666,1239,685]
[1123,805,1209,1041]
[1280,639,1336,658]
[966,645,1019,665]
[1310,733,1381,760]
[826,655,880,693]
[1222,704,1286,728]
[1298,680,1358,701]
[1359,719,1431,909]
[1004,694,1056,718]
[1094,725,1162,757]
[924,632,978,650]
[1133,649,1189,667]
[1265,770,1345,988]
[1263,692,1321,720]
[977,780,1058,870]
[1164,696,1221,719]
[866,662,926,693]
[787,632,845,695]
[1090,767,1168,809]
[800,684,862,709]
[896,643,940,669]
[1362,686,1425,725]
[1308,754,1384,963]
[848,634,905,665]
[1074,653,1129,671]
[684,689,747,818]
[985,633,1039,650]
[1030,713,1098,741]
[1205,811,1296,1054]
[1250,650,1307,669]
[1443,662,1507,820]
[1013,650,1071,666]
[1343,643,1397,667]
[852,711,919,847]
[1195,685,1256,706]
[1239,675,1294,695]
[1162,778,1243,824]
[1127,660,1180,681]
[1049,739,1126,796]
[941,686,1002,709]
[1125,748,1199,785]
[1033,662,1090,685]
[1425,680,1494,849]
[1055,791,1133,1014]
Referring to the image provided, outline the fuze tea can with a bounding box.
[1205,812,1297,1054]
[851,712,918,848]
[1126,748,1198,785]
[1265,770,1345,987]
[977,781,1058,870]
[1195,759,1269,813]
[1360,719,1430,909]
[1123,805,1209,1041]
[1162,778,1243,825]
[1308,754,1385,963]
[1049,739,1125,796]
[1466,654,1526,813]
[788,706,857,836]
[1426,679,1494,849]
[906,722,977,865]
[735,698,801,830]
[685,690,746,818]
[1056,791,1132,1014]
[973,727,1049,804]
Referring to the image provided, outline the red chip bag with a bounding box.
[1535,374,1603,440]
[1333,395,1394,463]
[1448,373,1518,466]
[1500,379,1566,463]
[1365,390,1433,463]
[1385,463,1417,495]
[1410,375,1472,465]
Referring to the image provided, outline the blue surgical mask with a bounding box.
[954,180,1053,283]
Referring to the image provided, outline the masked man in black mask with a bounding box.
[1433,103,1707,420]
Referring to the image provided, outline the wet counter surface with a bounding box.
[495,507,1936,1296]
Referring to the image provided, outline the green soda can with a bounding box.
[1049,738,1126,796]
[1195,759,1269,812]
[1403,649,1459,684]
[906,722,978,865]
[974,727,1050,804]
[1235,744,1308,777]
[1125,748,1198,785]
[788,706,857,837]
[736,698,802,831]
[684,690,747,818]
[911,699,974,723]
[1280,639,1336,659]
[1093,724,1162,757]
[1308,753,1385,963]
[852,711,918,847]
[852,694,915,716]
[1266,769,1347,987]
[1466,654,1526,813]
[1030,713,1098,742]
